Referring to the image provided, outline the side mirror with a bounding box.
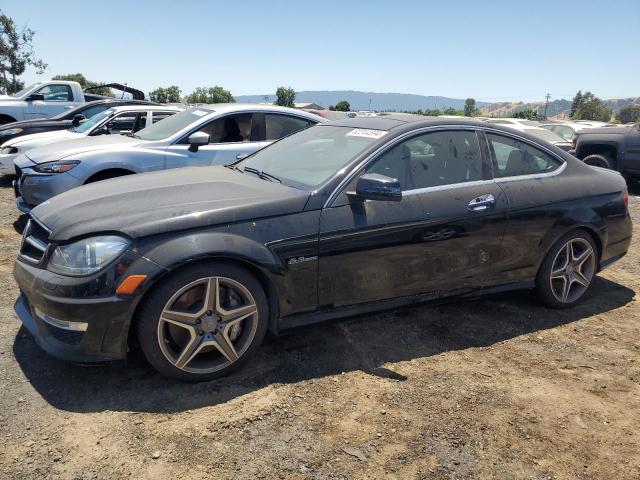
[72,114,84,127]
[347,173,402,202]
[188,131,210,152]
[26,93,45,102]
[91,126,109,136]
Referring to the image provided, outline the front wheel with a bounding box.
[535,231,598,308]
[136,263,269,382]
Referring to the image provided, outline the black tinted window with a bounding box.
[366,130,483,190]
[487,133,562,177]
[188,113,253,143]
[81,104,111,119]
[265,114,311,140]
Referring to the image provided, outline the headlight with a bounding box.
[33,160,80,174]
[47,235,130,276]
[0,128,23,136]
[0,146,18,155]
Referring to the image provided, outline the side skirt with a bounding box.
[278,280,535,331]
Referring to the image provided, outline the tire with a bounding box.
[582,153,615,170]
[136,262,269,382]
[535,231,598,309]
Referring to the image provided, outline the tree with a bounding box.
[443,107,464,116]
[52,73,112,97]
[333,100,350,112]
[570,90,583,118]
[464,98,478,117]
[571,91,612,122]
[512,109,541,120]
[185,86,234,104]
[616,104,640,124]
[275,86,296,108]
[150,85,182,103]
[0,10,47,93]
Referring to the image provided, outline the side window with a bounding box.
[151,111,176,124]
[265,114,311,140]
[365,130,483,190]
[183,113,253,144]
[36,84,73,101]
[486,133,562,178]
[81,104,111,119]
[104,112,138,134]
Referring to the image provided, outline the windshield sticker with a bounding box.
[192,110,209,117]
[345,128,387,139]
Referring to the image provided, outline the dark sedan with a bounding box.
[13,117,632,381]
[0,99,158,146]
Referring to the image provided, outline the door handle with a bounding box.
[468,194,496,211]
[236,153,249,160]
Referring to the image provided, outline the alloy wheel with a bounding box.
[549,238,596,303]
[157,276,258,374]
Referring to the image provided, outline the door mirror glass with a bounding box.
[188,131,210,152]
[72,114,84,127]
[349,173,402,202]
[26,93,45,102]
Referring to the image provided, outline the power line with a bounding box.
[543,93,551,117]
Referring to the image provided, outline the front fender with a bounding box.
[141,231,285,276]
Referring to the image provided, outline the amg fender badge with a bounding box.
[288,256,318,265]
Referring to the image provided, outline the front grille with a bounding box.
[43,322,84,345]
[19,219,51,264]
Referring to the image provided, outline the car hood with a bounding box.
[1,118,71,130]
[32,166,310,241]
[23,134,139,164]
[8,129,83,149]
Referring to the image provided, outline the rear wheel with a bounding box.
[535,231,598,308]
[136,263,269,382]
[583,153,615,170]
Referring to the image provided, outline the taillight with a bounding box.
[623,187,629,209]
[571,134,577,150]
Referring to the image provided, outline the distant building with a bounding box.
[294,102,324,110]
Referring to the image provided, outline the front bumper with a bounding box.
[13,250,165,363]
[14,170,82,209]
[0,152,17,175]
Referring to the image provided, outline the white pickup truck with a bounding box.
[0,81,144,125]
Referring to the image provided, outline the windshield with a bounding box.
[237,125,384,189]
[72,109,113,134]
[11,83,40,97]
[135,108,211,141]
[524,128,565,143]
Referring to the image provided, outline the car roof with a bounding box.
[321,115,485,131]
[185,103,327,121]
[107,105,184,113]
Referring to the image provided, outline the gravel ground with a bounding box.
[0,176,638,480]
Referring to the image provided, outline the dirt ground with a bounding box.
[0,176,638,480]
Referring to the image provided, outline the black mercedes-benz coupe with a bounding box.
[13,116,632,381]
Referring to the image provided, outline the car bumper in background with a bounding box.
[0,153,17,175]
[14,170,82,209]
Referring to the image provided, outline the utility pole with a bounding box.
[543,93,551,118]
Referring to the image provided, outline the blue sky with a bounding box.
[3,0,639,102]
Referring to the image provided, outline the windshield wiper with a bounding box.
[242,166,281,183]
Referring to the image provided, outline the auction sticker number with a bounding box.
[345,128,387,139]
